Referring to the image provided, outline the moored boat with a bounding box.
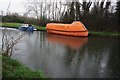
[19,24,37,32]
[46,21,89,36]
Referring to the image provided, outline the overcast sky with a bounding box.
[0,0,82,15]
[0,0,27,15]
[0,0,117,15]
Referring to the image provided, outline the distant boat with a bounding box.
[46,21,89,36]
[19,24,37,32]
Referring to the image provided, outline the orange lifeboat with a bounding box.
[46,21,89,36]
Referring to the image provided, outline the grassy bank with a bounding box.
[0,22,21,28]
[89,31,120,36]
[0,22,120,36]
[2,54,47,79]
[0,22,46,31]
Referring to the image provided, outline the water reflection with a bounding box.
[0,29,119,78]
[47,34,88,50]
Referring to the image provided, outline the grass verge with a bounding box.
[0,22,21,28]
[0,22,120,36]
[2,54,47,79]
[89,31,120,36]
[0,22,46,31]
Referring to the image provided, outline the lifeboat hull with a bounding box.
[47,30,88,37]
[46,21,89,37]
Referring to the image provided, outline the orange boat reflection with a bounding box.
[47,34,88,50]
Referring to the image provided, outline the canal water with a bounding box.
[0,28,120,78]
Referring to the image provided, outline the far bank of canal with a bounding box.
[0,22,120,36]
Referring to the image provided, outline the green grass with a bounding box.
[89,31,120,36]
[1,22,120,36]
[37,26,46,31]
[2,54,48,79]
[0,22,46,31]
[0,22,21,28]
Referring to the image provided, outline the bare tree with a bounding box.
[1,29,25,56]
[1,0,25,56]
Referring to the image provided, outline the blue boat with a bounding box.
[19,24,36,32]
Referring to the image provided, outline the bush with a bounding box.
[2,54,46,79]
